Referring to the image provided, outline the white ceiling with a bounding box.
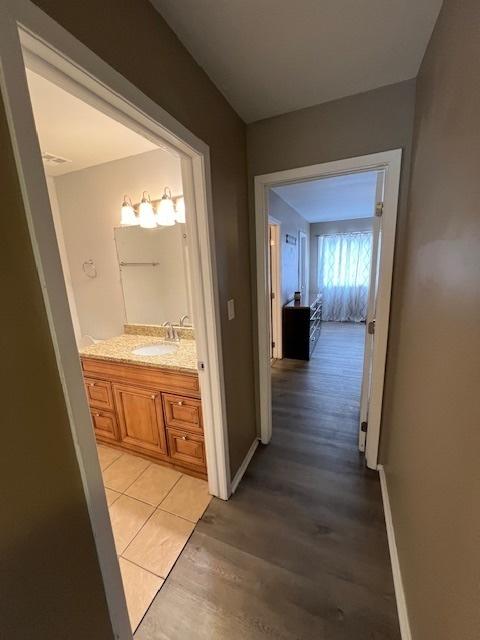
[26,69,158,176]
[151,0,442,122]
[272,171,378,223]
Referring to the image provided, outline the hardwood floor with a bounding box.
[136,322,401,639]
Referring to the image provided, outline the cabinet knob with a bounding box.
[93,412,100,417]
[177,400,184,406]
[88,382,96,387]
[151,394,156,400]
[181,435,189,441]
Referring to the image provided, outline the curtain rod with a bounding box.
[315,230,373,238]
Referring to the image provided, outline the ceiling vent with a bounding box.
[41,151,72,166]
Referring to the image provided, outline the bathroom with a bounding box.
[25,63,212,631]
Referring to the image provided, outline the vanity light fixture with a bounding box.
[120,194,138,226]
[121,189,185,228]
[156,187,176,226]
[138,191,157,229]
[174,195,186,224]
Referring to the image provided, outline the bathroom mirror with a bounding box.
[114,225,193,327]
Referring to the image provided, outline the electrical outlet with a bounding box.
[227,298,235,320]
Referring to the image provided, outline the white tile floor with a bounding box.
[98,444,212,632]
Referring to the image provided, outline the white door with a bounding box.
[359,170,385,452]
[298,230,308,298]
[268,220,281,359]
[268,224,274,358]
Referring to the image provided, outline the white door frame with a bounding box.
[298,229,309,298]
[254,149,402,468]
[0,2,230,638]
[359,171,384,452]
[268,217,282,359]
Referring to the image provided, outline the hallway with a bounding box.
[136,322,400,639]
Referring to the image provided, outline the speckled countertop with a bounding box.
[79,334,198,373]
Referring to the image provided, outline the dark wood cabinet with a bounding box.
[282,294,322,360]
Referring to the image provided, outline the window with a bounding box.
[317,231,372,322]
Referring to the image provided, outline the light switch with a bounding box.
[227,298,235,320]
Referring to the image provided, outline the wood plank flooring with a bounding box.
[136,322,401,639]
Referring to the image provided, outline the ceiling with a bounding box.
[26,69,158,176]
[272,171,378,223]
[151,0,442,122]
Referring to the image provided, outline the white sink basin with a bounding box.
[132,343,178,356]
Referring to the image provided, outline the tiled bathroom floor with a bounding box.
[97,444,212,632]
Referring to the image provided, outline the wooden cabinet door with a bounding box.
[113,383,168,458]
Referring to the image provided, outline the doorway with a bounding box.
[254,151,401,469]
[23,60,216,632]
[0,6,230,639]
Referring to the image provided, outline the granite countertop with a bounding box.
[79,334,198,373]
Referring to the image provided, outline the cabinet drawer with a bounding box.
[90,409,119,442]
[85,378,114,411]
[163,394,203,434]
[167,428,206,470]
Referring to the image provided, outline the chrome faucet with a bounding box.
[162,321,180,342]
[179,314,191,327]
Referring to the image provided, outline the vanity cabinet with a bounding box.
[81,356,206,478]
[113,384,168,458]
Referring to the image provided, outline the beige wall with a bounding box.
[33,0,257,474]
[269,190,310,305]
[380,1,480,638]
[46,175,83,343]
[247,79,416,429]
[53,148,183,341]
[0,97,114,639]
[247,79,416,178]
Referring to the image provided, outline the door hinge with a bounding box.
[271,291,275,300]
[361,421,368,433]
[197,361,205,371]
[272,341,275,348]
[375,201,384,217]
[368,319,376,335]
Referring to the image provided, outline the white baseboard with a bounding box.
[230,438,259,494]
[378,465,412,640]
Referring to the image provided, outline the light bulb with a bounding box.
[138,192,157,228]
[156,187,176,226]
[120,195,138,226]
[175,196,186,223]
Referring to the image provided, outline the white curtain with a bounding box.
[317,231,372,322]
